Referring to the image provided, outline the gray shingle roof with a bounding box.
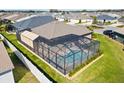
[97,14,117,20]
[5,13,28,21]
[32,21,91,39]
[0,42,14,74]
[56,13,92,20]
[13,15,54,31]
[118,17,124,22]
[64,13,92,20]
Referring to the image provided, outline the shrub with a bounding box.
[69,50,103,77]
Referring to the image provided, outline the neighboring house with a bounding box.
[55,13,93,24]
[118,17,124,23]
[3,13,29,23]
[55,15,65,21]
[12,15,54,31]
[0,13,31,32]
[96,14,119,23]
[16,21,100,74]
[0,42,14,83]
[0,13,28,23]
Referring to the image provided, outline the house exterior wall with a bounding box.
[81,19,87,23]
[70,19,79,24]
[69,19,93,24]
[97,19,118,23]
[21,34,34,48]
[57,18,64,21]
[0,70,14,83]
[86,19,93,22]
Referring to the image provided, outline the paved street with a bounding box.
[93,22,124,34]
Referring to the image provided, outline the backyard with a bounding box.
[1,32,124,82]
[4,43,39,83]
[72,33,124,82]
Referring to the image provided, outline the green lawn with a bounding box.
[1,32,124,82]
[5,44,39,83]
[72,34,124,82]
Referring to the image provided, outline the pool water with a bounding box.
[66,51,88,64]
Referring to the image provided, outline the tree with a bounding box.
[79,19,81,23]
[92,16,98,24]
[0,25,6,32]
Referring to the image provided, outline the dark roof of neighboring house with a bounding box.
[97,14,117,20]
[0,42,14,74]
[31,21,91,39]
[12,15,54,31]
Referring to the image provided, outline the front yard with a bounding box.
[1,32,124,82]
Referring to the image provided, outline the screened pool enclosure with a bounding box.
[17,32,100,75]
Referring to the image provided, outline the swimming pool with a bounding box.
[65,51,88,64]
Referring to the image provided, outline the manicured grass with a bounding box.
[5,44,39,83]
[69,51,102,77]
[72,33,124,82]
[1,32,124,82]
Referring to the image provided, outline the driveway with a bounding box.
[93,25,120,34]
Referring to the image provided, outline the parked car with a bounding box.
[103,30,118,39]
[103,30,113,36]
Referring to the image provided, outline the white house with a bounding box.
[0,42,14,83]
[55,12,93,24]
[56,15,65,21]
